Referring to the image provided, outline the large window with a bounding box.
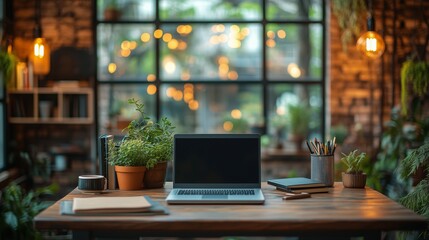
[96,0,326,151]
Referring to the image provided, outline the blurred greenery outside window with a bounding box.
[96,0,325,150]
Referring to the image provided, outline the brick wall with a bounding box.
[329,0,429,156]
[13,0,92,51]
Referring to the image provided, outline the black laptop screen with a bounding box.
[174,134,260,184]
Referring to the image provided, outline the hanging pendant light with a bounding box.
[356,14,385,59]
[32,0,50,75]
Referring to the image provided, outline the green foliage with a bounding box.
[400,179,429,219]
[400,142,429,180]
[287,104,311,136]
[400,61,429,116]
[108,98,175,168]
[0,51,17,87]
[331,0,367,52]
[0,183,58,240]
[330,124,348,144]
[341,149,366,174]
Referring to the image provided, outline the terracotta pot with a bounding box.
[342,172,367,188]
[143,161,168,189]
[115,165,146,190]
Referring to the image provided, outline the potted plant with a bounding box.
[108,98,174,190]
[341,149,367,188]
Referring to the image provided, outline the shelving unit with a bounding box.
[8,87,93,124]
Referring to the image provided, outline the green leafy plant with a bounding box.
[400,60,429,116]
[331,0,367,52]
[109,98,175,168]
[341,149,366,174]
[399,142,429,236]
[0,183,58,240]
[0,50,17,87]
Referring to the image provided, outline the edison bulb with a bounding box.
[356,31,385,59]
[32,37,50,74]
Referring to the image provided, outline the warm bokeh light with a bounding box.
[163,57,176,74]
[218,34,228,43]
[228,71,238,80]
[276,107,286,115]
[177,25,193,35]
[210,36,220,45]
[277,30,286,39]
[223,121,233,132]
[120,49,131,57]
[162,33,172,42]
[356,31,385,59]
[108,63,117,74]
[147,84,157,95]
[173,90,183,101]
[154,29,163,39]
[219,63,229,74]
[178,41,187,50]
[228,39,241,48]
[211,24,225,33]
[218,56,229,65]
[287,63,301,78]
[33,37,50,74]
[168,39,179,49]
[241,27,250,36]
[129,41,137,50]
[266,39,276,48]
[140,33,151,42]
[166,87,176,97]
[231,109,242,119]
[230,25,240,33]
[267,31,275,39]
[121,40,130,50]
[188,100,199,110]
[147,74,156,82]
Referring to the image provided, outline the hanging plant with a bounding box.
[400,61,429,116]
[331,0,367,52]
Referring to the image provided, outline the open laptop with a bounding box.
[166,134,265,204]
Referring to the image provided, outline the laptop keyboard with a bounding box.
[178,189,255,195]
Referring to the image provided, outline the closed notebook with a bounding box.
[276,186,329,194]
[72,196,151,214]
[268,177,326,189]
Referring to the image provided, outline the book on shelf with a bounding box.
[15,61,34,90]
[60,196,169,216]
[267,177,326,189]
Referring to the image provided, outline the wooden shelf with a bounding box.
[7,87,93,124]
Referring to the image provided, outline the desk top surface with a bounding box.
[35,182,426,235]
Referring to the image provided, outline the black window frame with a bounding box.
[94,0,327,142]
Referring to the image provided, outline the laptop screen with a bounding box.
[173,134,260,187]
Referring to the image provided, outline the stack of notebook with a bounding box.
[267,177,329,194]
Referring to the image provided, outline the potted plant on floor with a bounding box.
[341,149,367,188]
[108,98,175,190]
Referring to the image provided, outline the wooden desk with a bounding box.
[35,182,427,240]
